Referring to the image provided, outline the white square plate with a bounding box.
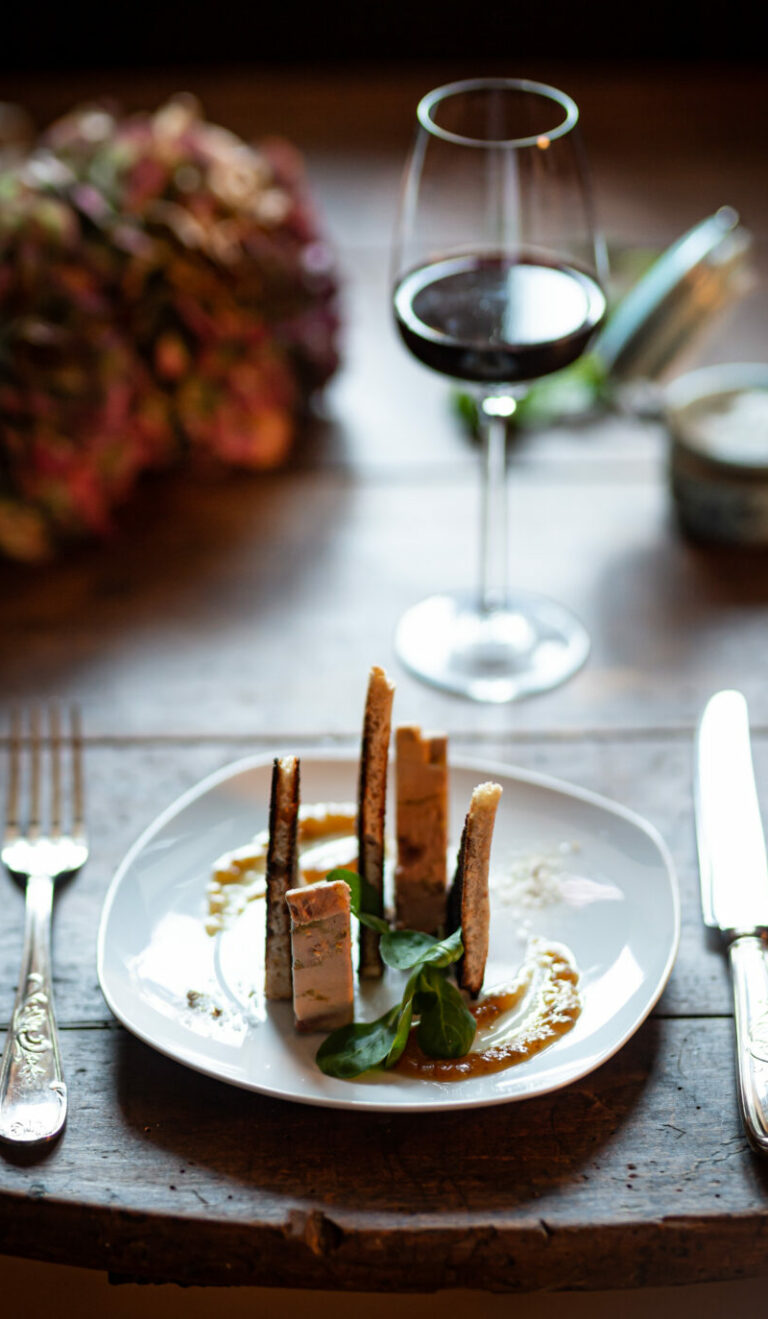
[97,752,679,1111]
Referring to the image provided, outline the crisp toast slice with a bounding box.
[447,782,502,998]
[356,665,395,978]
[394,725,448,934]
[264,755,300,1000]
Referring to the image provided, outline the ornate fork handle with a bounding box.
[0,873,66,1144]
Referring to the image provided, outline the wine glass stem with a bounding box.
[478,395,519,615]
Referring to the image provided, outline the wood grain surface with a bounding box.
[0,1019,763,1290]
[0,62,767,1290]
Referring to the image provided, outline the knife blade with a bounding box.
[696,689,768,1154]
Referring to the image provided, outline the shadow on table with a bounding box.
[589,528,768,675]
[114,1016,661,1214]
[0,442,353,705]
[678,541,768,607]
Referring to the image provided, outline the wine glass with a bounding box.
[391,78,607,702]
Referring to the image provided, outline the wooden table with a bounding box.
[1,63,768,1291]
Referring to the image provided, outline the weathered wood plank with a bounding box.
[0,1017,765,1290]
[2,472,768,739]
[0,735,734,1027]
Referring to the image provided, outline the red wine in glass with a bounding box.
[391,77,607,702]
[394,253,606,384]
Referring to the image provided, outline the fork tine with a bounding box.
[5,709,21,840]
[28,707,42,840]
[70,704,85,838]
[49,703,62,837]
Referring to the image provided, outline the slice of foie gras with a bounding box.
[357,665,395,979]
[447,782,503,999]
[394,725,448,934]
[264,756,300,1000]
[286,879,354,1032]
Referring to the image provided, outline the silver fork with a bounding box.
[0,707,88,1145]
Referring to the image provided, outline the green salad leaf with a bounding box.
[415,966,477,1059]
[329,869,464,972]
[384,979,418,1068]
[415,928,465,970]
[452,352,611,437]
[326,866,388,934]
[379,928,438,969]
[316,1006,399,1079]
[315,871,476,1080]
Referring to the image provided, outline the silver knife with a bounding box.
[696,689,768,1153]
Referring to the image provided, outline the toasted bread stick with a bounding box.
[447,782,502,998]
[357,665,395,978]
[265,755,300,1000]
[394,726,448,934]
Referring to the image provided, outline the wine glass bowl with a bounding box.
[391,78,606,702]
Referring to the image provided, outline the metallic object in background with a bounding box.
[696,690,768,1155]
[0,706,88,1145]
[595,207,754,386]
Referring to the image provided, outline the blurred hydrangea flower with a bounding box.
[0,95,341,559]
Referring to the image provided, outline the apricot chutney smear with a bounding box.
[395,942,580,1081]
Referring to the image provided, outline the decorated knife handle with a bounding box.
[729,935,768,1155]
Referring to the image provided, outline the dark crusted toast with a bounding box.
[357,665,395,978]
[447,782,502,998]
[264,755,300,1000]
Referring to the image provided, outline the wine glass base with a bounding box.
[394,590,589,703]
